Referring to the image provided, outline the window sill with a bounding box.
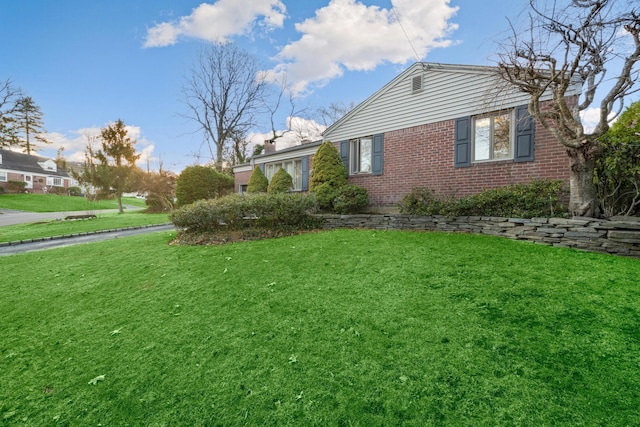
[472,158,514,165]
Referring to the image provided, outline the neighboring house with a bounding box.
[233,139,322,193]
[234,62,579,208]
[0,149,73,194]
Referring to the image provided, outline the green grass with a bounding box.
[0,212,169,243]
[1,229,639,425]
[0,194,146,212]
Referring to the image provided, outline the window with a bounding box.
[473,112,512,161]
[455,105,534,168]
[46,177,63,186]
[0,171,6,182]
[349,137,373,174]
[265,159,303,190]
[340,134,384,176]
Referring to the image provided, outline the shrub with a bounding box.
[6,180,27,193]
[399,180,568,218]
[247,167,268,193]
[47,186,67,195]
[333,184,369,214]
[267,167,293,194]
[309,141,347,210]
[170,192,319,233]
[398,187,447,216]
[175,165,231,206]
[595,100,640,217]
[68,186,82,197]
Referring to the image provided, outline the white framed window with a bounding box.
[46,177,63,186]
[0,171,7,182]
[264,159,303,190]
[349,137,373,174]
[473,112,513,161]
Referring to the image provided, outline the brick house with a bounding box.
[235,62,578,208]
[0,149,73,194]
[233,140,322,193]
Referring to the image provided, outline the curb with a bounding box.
[0,223,175,247]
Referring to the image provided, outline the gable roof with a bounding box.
[0,149,70,178]
[322,62,581,142]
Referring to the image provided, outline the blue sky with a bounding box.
[1,0,552,172]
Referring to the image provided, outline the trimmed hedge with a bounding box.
[170,192,319,233]
[399,180,568,218]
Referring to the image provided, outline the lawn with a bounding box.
[0,211,170,243]
[1,229,639,425]
[0,194,147,212]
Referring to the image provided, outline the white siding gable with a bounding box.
[38,159,58,172]
[323,62,580,142]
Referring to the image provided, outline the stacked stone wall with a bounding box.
[317,214,640,258]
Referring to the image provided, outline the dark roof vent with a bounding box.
[412,75,423,94]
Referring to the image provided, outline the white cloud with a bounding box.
[270,0,458,95]
[248,116,325,151]
[580,107,619,133]
[144,0,287,47]
[40,124,156,170]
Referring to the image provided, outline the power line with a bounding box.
[391,5,422,64]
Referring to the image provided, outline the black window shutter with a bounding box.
[372,133,384,175]
[339,141,349,173]
[454,116,471,168]
[514,105,535,162]
[301,156,309,191]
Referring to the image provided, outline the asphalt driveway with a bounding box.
[0,223,175,256]
[0,208,141,226]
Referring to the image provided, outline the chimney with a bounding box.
[264,139,276,154]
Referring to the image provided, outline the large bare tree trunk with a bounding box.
[567,145,598,217]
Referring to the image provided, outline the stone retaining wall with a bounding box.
[316,214,640,258]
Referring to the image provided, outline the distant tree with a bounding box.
[141,164,177,213]
[0,79,21,148]
[76,120,141,213]
[496,0,640,217]
[308,141,347,210]
[252,144,264,157]
[12,96,51,154]
[181,43,269,169]
[595,101,640,216]
[267,167,293,194]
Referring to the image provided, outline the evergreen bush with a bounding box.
[333,184,369,214]
[247,167,268,193]
[267,167,293,194]
[175,165,223,206]
[595,100,640,217]
[309,141,347,211]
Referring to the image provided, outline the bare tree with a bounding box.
[181,43,269,170]
[316,101,356,127]
[496,0,640,217]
